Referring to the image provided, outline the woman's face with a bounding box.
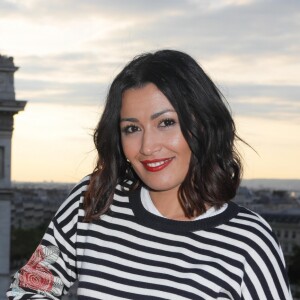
[120,83,191,193]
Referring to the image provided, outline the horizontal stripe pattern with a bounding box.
[7,177,292,299]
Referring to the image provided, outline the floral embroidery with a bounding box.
[16,245,63,296]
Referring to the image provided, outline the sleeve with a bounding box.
[6,177,90,300]
[238,211,293,300]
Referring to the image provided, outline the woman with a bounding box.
[8,50,292,299]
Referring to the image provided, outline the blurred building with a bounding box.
[262,210,300,259]
[0,55,26,298]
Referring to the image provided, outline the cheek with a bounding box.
[121,137,139,159]
[168,133,191,155]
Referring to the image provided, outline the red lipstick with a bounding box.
[140,157,174,172]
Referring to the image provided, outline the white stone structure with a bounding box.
[0,55,26,299]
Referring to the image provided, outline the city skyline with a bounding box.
[1,0,299,183]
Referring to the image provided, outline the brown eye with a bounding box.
[159,118,176,128]
[121,124,140,135]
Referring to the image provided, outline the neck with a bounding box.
[149,188,194,221]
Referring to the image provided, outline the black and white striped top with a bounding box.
[7,176,292,299]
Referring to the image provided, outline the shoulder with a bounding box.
[213,202,274,238]
[213,203,282,261]
[53,175,90,226]
[223,204,278,245]
[220,204,284,266]
[229,205,276,240]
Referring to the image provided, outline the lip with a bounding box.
[140,157,174,172]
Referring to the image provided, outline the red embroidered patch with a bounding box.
[19,245,54,292]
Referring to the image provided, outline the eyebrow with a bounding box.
[120,109,175,123]
[150,109,175,120]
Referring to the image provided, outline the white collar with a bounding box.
[141,187,227,221]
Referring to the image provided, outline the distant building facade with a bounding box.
[234,186,300,260]
[263,212,300,258]
[11,186,71,229]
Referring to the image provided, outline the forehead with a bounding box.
[120,83,174,116]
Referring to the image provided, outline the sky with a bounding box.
[0,0,299,183]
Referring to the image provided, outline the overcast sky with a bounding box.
[1,0,299,182]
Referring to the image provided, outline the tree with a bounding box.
[11,224,48,267]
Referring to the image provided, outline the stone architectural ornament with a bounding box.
[0,53,27,186]
[0,55,15,67]
[0,55,19,101]
[0,54,26,130]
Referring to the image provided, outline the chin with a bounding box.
[144,182,180,193]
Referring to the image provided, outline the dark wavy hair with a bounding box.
[83,49,243,222]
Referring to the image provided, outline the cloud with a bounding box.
[112,0,300,57]
[222,83,300,122]
[15,53,118,82]
[0,0,187,21]
[3,0,299,60]
[12,52,118,105]
[2,0,300,122]
[15,78,107,106]
[0,0,20,14]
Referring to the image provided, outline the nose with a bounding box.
[140,129,162,156]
